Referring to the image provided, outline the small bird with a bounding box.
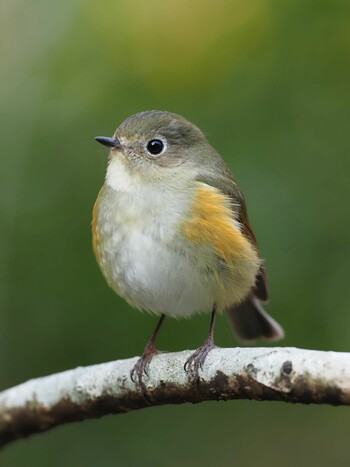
[93,110,284,385]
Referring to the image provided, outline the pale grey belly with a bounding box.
[99,226,218,317]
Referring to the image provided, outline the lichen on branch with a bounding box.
[1,347,350,448]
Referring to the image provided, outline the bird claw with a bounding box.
[184,338,215,380]
[130,343,159,390]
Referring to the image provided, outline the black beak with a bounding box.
[95,136,122,149]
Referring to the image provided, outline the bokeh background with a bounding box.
[1,0,350,465]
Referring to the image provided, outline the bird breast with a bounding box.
[92,159,260,316]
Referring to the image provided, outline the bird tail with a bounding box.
[225,294,284,343]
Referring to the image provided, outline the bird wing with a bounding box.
[194,167,269,303]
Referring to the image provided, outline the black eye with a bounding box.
[147,139,164,155]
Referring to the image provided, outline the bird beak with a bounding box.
[95,136,122,149]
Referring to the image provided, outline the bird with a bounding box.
[93,110,284,387]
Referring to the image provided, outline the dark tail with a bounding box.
[226,294,284,343]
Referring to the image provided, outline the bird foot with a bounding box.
[130,342,159,398]
[184,338,216,380]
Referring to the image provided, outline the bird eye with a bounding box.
[146,139,164,155]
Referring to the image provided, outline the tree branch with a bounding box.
[1,347,350,448]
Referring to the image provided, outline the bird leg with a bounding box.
[184,307,217,379]
[130,314,165,389]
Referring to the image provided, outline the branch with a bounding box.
[1,347,350,448]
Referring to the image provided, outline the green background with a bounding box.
[1,0,350,465]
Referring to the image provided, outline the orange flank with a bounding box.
[182,183,258,265]
[92,189,102,262]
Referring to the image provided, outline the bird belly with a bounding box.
[93,185,218,317]
[93,182,260,317]
[103,229,218,317]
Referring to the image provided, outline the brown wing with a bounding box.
[195,158,283,342]
[195,167,269,302]
[227,181,269,302]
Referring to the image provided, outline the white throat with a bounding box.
[106,157,136,192]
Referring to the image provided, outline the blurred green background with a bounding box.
[1,0,350,465]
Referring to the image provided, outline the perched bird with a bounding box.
[93,110,284,385]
